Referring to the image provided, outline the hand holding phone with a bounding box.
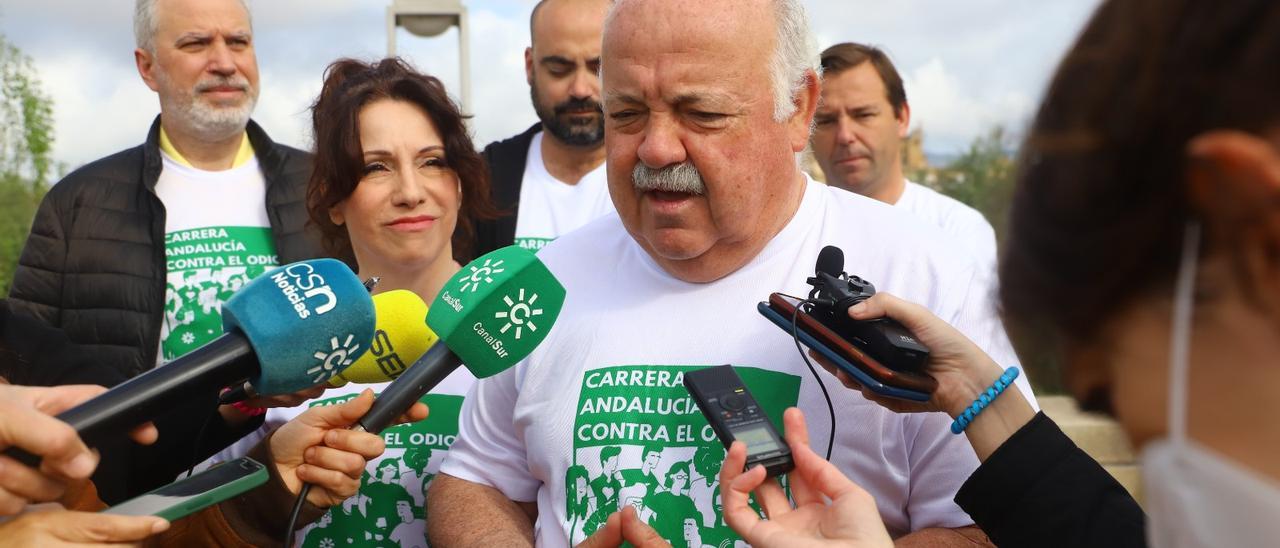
[102,457,268,521]
[759,293,936,402]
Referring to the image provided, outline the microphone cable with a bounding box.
[783,293,836,461]
[283,483,312,547]
[287,275,379,546]
[185,398,222,479]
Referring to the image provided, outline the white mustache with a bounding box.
[194,77,250,93]
[632,162,707,195]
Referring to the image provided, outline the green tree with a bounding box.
[913,126,1017,241]
[0,33,55,294]
[908,127,1064,393]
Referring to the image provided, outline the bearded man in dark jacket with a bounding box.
[5,0,325,501]
[474,0,616,256]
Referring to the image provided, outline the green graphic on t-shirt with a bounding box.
[566,365,800,547]
[514,237,554,253]
[161,226,278,361]
[299,391,463,548]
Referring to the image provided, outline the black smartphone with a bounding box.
[684,365,793,477]
[759,293,935,402]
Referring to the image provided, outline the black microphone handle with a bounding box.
[356,343,462,435]
[3,333,259,467]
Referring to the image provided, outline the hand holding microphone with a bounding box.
[4,259,377,467]
[283,246,566,544]
[354,246,566,433]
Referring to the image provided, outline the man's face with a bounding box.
[379,464,397,483]
[396,500,413,523]
[683,518,698,542]
[527,0,609,147]
[602,454,619,474]
[643,450,659,469]
[811,63,909,198]
[603,0,815,283]
[137,0,259,140]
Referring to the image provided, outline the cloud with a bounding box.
[2,0,1101,169]
[902,58,1036,151]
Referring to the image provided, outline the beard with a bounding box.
[156,68,257,141]
[632,161,707,195]
[530,79,603,147]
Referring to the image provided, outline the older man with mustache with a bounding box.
[429,0,1036,546]
[7,0,324,503]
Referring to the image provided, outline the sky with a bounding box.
[0,0,1102,172]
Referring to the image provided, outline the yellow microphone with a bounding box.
[329,289,438,387]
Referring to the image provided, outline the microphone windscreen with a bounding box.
[329,290,437,387]
[816,245,844,276]
[428,246,566,378]
[223,259,375,395]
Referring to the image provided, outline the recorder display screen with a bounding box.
[733,424,781,454]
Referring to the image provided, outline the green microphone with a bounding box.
[355,246,566,433]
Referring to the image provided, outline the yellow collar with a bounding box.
[159,128,254,169]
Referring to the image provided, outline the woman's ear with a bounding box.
[328,203,346,226]
[1187,130,1280,220]
[1187,130,1280,309]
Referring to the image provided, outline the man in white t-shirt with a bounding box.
[474,0,616,256]
[7,0,324,503]
[810,42,998,275]
[430,1,1033,546]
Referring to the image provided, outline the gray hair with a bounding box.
[135,0,253,53]
[768,0,820,122]
[603,0,819,123]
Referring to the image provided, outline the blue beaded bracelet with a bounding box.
[950,367,1020,434]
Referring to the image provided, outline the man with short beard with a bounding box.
[7,0,323,501]
[430,0,1036,546]
[474,0,614,255]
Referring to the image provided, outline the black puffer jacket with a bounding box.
[7,116,324,379]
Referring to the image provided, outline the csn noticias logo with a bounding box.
[270,263,338,320]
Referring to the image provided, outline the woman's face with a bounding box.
[330,98,460,274]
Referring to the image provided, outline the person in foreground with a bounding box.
[720,0,1280,546]
[0,382,427,545]
[213,57,499,546]
[429,0,1031,545]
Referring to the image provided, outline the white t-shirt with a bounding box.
[213,367,475,548]
[440,176,1035,545]
[896,181,997,281]
[512,131,614,252]
[154,152,278,363]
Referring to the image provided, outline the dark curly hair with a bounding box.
[306,57,498,265]
[1001,0,1280,354]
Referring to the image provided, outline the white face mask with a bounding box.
[1142,222,1280,547]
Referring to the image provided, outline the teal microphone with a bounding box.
[5,259,375,466]
[355,246,565,433]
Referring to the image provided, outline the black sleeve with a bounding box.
[6,182,72,328]
[955,412,1147,548]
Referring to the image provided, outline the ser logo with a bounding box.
[308,334,360,383]
[458,258,506,293]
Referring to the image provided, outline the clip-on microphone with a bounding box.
[804,246,930,373]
